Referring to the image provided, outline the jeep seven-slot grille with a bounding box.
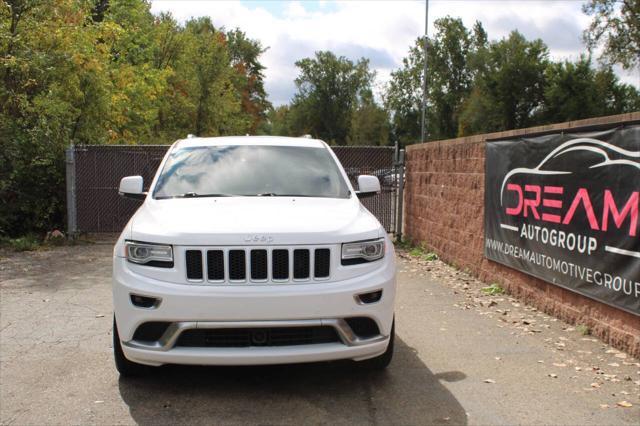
[293,249,310,279]
[184,248,330,282]
[314,249,330,278]
[228,250,246,280]
[251,250,268,280]
[207,250,224,281]
[186,250,203,280]
[272,249,289,280]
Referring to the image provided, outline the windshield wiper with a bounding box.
[157,192,234,199]
[247,193,305,197]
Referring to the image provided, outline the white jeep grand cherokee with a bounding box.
[112,136,396,375]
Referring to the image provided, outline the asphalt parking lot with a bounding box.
[1,242,638,425]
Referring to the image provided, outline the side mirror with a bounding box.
[356,175,381,198]
[119,176,146,200]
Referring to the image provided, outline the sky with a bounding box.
[150,0,640,106]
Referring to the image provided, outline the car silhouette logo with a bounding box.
[500,137,640,205]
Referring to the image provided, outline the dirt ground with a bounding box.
[0,241,638,425]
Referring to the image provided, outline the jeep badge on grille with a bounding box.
[244,235,274,243]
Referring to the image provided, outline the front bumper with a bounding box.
[112,255,396,366]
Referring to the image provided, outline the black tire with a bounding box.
[357,320,394,370]
[113,317,149,377]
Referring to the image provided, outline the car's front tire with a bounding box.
[357,319,394,370]
[113,317,149,377]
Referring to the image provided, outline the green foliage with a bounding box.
[422,252,438,262]
[386,17,640,144]
[393,238,414,250]
[459,31,549,135]
[405,243,438,261]
[384,18,487,144]
[347,91,390,146]
[286,51,376,145]
[482,284,505,295]
[408,247,424,257]
[227,29,271,133]
[0,0,270,237]
[583,0,640,70]
[541,57,640,123]
[576,324,591,336]
[1,235,41,252]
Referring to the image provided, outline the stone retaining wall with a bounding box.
[404,113,640,357]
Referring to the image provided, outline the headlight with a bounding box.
[125,241,173,267]
[341,238,385,265]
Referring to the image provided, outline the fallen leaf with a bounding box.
[483,379,496,384]
[95,314,105,318]
[616,401,632,408]
[548,373,558,378]
[591,383,601,388]
[553,363,567,367]
[607,363,620,367]
[614,353,627,359]
[600,404,609,409]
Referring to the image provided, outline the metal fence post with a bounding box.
[65,145,77,238]
[395,149,405,241]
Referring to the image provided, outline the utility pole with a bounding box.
[420,0,429,143]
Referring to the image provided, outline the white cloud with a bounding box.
[150,0,639,106]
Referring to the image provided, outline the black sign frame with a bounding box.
[485,125,639,316]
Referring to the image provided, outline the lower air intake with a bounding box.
[176,326,340,348]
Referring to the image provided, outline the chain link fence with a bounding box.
[67,144,403,234]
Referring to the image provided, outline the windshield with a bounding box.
[153,145,350,199]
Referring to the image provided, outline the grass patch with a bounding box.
[394,239,417,252]
[576,324,590,336]
[0,232,88,252]
[408,247,423,257]
[0,235,42,252]
[422,252,438,261]
[482,283,505,295]
[404,243,438,262]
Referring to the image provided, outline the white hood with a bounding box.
[129,196,382,245]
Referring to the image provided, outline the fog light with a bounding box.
[355,290,383,305]
[130,294,160,308]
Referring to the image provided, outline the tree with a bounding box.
[265,105,294,136]
[384,18,485,144]
[289,51,374,145]
[541,57,640,123]
[583,0,640,70]
[348,91,390,146]
[226,29,271,133]
[1,0,112,235]
[458,31,548,135]
[155,17,246,139]
[0,1,270,237]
